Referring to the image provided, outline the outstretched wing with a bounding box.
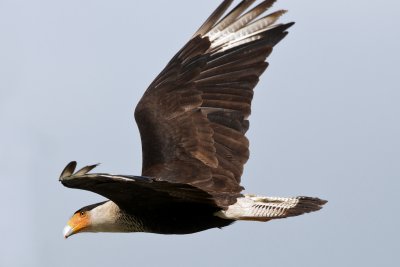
[60,162,217,211]
[135,0,293,207]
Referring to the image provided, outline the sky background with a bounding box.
[1,0,399,266]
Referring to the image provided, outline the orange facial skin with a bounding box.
[64,211,91,238]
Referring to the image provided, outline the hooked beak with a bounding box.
[63,224,74,238]
[63,212,90,239]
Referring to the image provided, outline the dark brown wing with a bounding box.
[135,0,293,207]
[60,162,218,210]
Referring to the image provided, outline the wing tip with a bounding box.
[74,163,101,176]
[59,161,77,180]
[59,161,101,181]
[286,21,295,28]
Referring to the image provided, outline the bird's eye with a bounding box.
[80,211,85,216]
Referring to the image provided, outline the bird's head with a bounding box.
[63,201,110,238]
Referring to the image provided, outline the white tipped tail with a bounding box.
[215,195,327,221]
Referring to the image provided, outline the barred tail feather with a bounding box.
[215,195,327,221]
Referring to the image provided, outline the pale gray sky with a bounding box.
[1,0,399,266]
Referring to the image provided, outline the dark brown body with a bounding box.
[121,202,234,234]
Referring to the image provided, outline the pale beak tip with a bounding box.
[63,225,73,239]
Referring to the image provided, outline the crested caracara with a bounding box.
[60,0,327,238]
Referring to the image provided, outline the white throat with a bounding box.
[88,201,121,233]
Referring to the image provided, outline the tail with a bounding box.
[215,195,327,222]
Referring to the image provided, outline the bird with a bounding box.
[60,0,327,238]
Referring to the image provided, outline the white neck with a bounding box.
[88,201,121,233]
